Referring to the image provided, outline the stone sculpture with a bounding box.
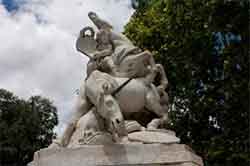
[30,11,204,166]
[48,11,172,148]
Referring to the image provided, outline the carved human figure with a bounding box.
[85,27,114,76]
[86,12,168,91]
[87,12,154,78]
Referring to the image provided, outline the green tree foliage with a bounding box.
[125,0,249,165]
[0,89,58,166]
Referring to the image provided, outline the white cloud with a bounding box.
[0,0,134,135]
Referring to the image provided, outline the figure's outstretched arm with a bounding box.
[88,12,113,30]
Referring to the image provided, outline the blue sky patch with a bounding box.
[1,0,25,12]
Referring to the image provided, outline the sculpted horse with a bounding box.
[89,70,169,129]
[52,65,168,148]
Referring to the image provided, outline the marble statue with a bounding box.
[50,11,170,148]
[30,11,204,166]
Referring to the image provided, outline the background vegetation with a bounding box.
[0,89,58,166]
[126,0,249,165]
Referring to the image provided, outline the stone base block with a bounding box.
[32,144,203,166]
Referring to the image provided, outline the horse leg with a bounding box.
[145,86,169,129]
[155,64,168,92]
[56,82,92,147]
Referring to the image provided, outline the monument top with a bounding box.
[30,11,204,166]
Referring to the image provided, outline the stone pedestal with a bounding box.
[32,144,203,166]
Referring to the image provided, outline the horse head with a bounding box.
[96,82,127,137]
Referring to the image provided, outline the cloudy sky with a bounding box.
[0,0,134,134]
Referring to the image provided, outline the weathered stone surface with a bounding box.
[128,130,180,144]
[146,129,177,136]
[125,120,145,133]
[32,144,203,166]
